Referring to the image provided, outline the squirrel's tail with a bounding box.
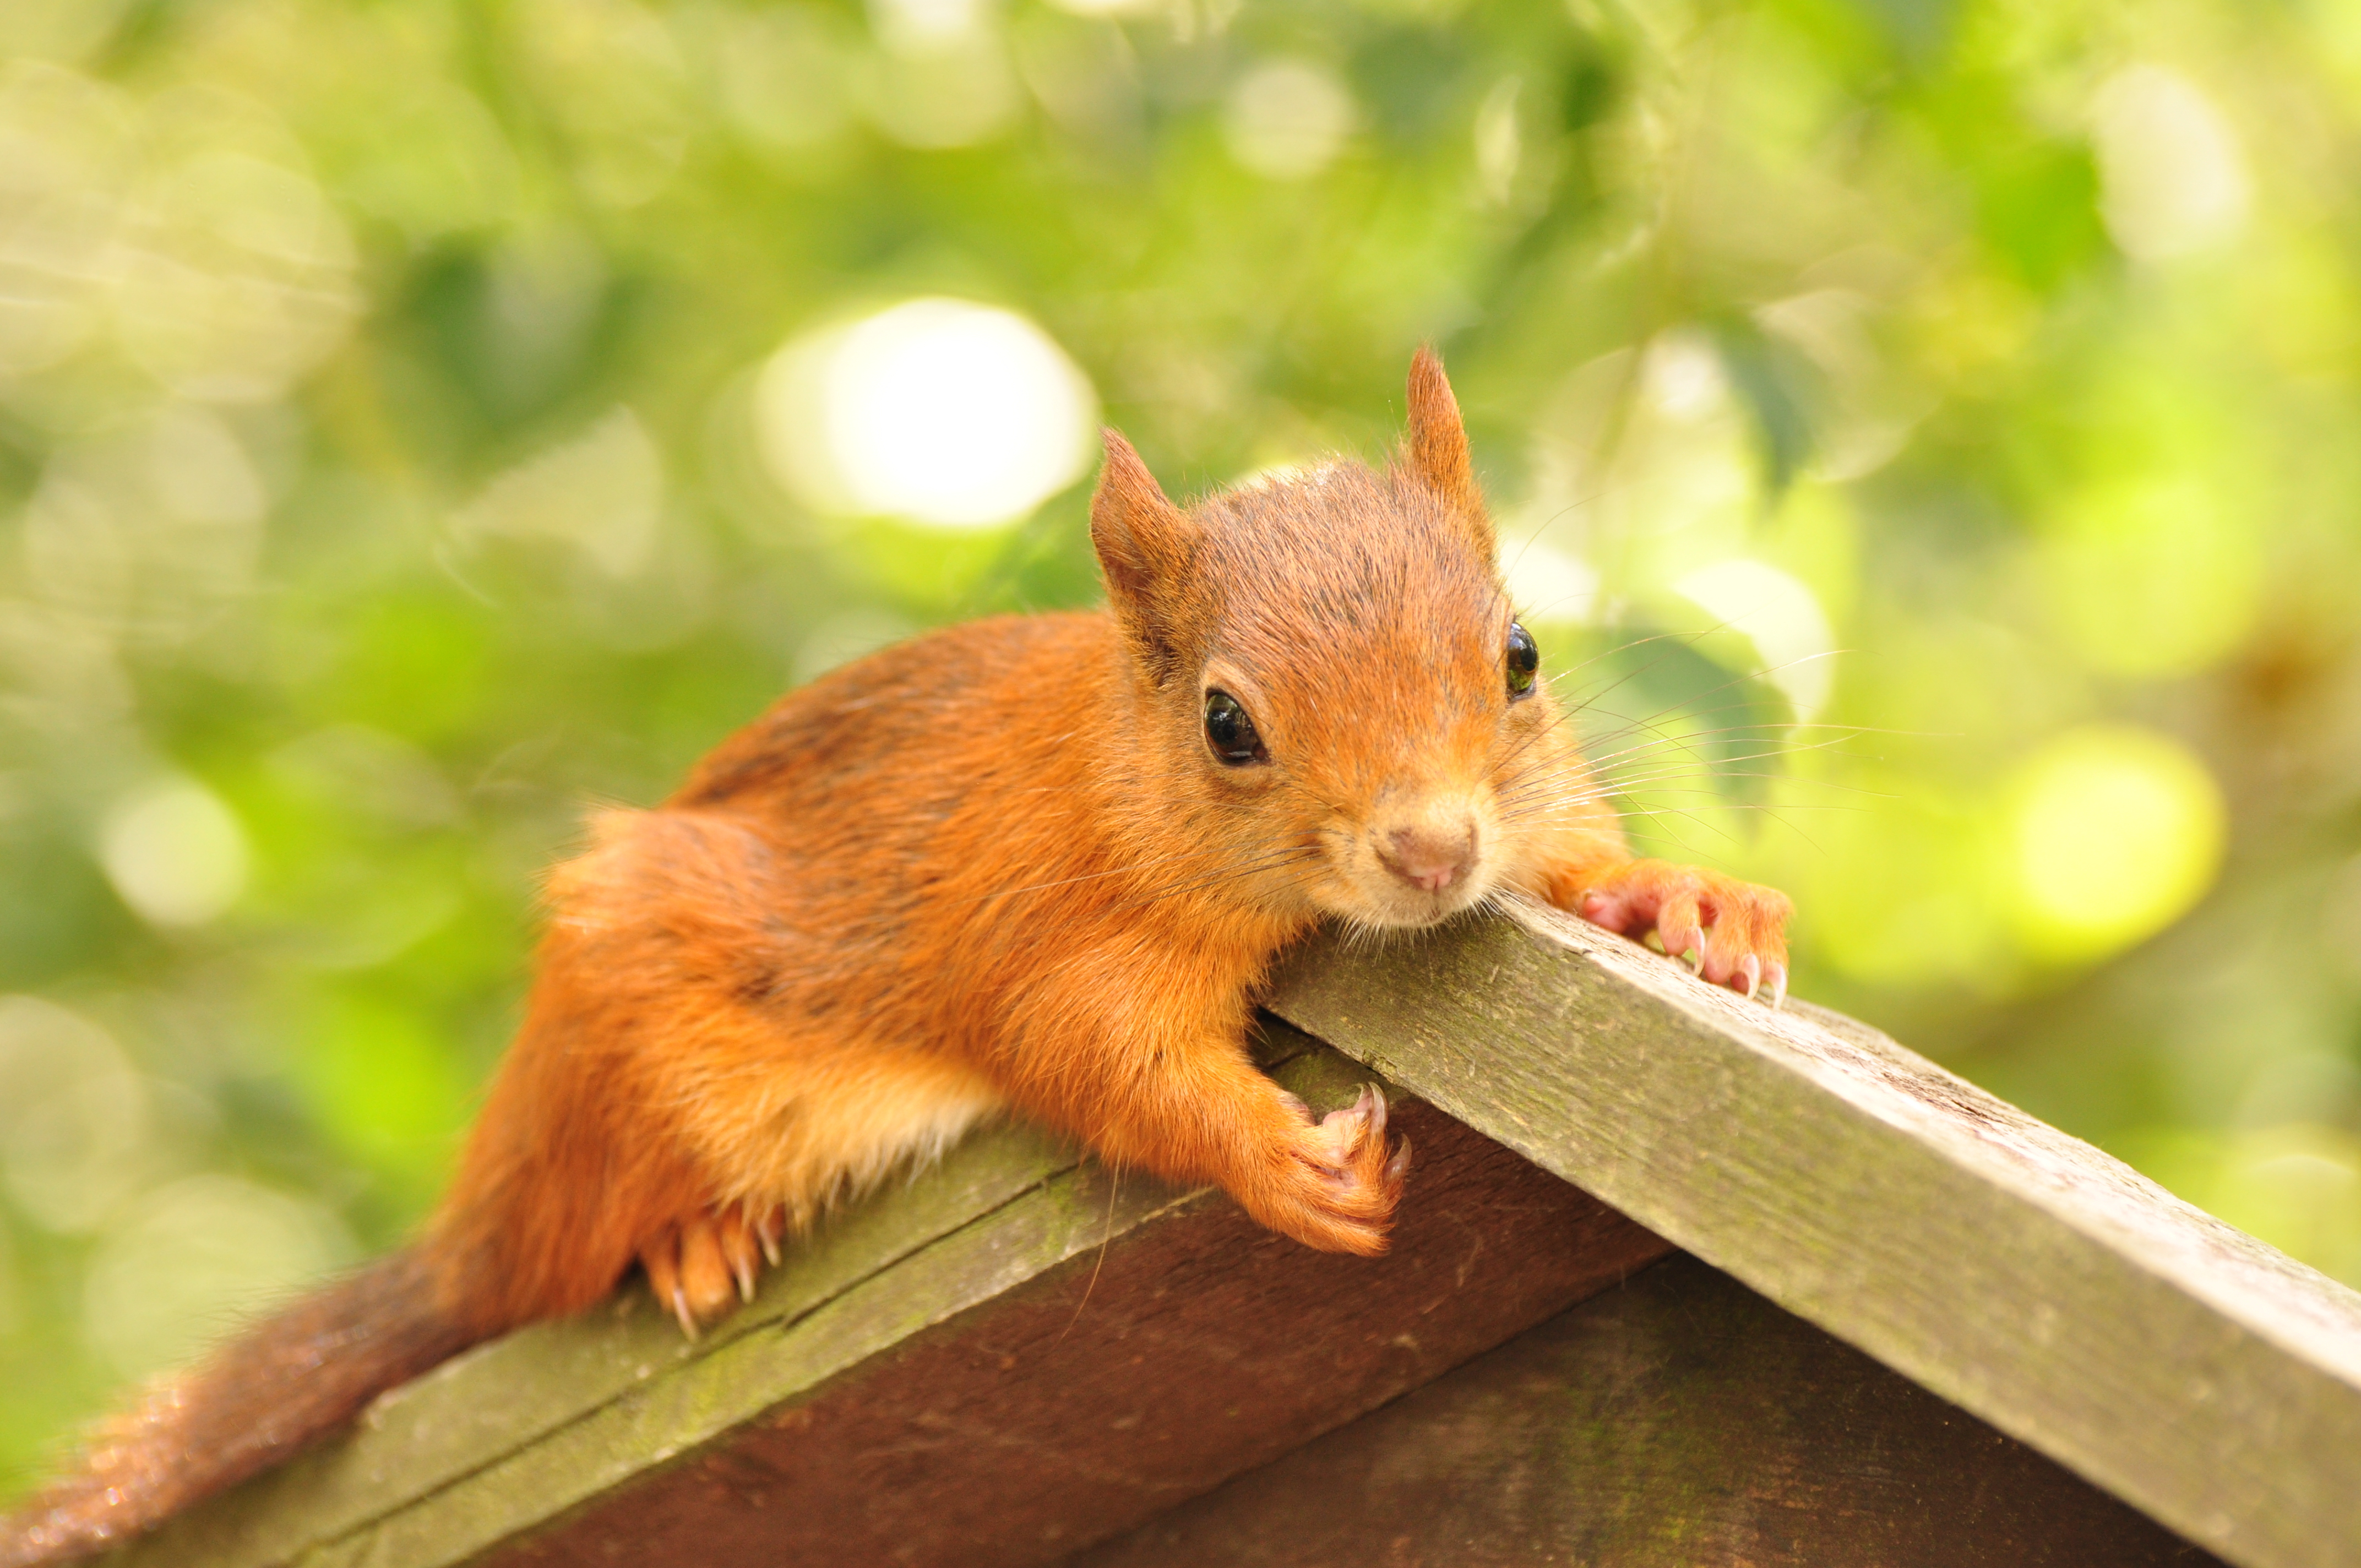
[0,1246,476,1567]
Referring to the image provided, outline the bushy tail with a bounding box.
[0,1246,476,1566]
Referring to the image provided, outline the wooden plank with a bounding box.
[120,1123,1085,1568]
[1072,1253,2226,1567]
[116,1031,1669,1568]
[1261,902,2361,1568]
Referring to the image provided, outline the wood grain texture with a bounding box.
[1263,902,2361,1568]
[113,1033,1667,1568]
[1073,1253,2226,1568]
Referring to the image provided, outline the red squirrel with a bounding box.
[1,350,1791,1564]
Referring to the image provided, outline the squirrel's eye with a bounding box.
[1505,622,1539,699]
[1203,689,1266,766]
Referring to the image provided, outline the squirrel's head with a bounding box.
[1091,349,1565,931]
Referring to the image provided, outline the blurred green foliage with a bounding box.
[6,0,2361,1498]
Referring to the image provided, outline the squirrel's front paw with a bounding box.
[1239,1085,1411,1257]
[640,1203,783,1339]
[1565,858,1793,1006]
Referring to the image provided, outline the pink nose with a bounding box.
[1379,824,1474,894]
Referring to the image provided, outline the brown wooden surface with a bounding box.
[1265,905,2361,1568]
[1073,1252,2227,1568]
[469,1041,1671,1566]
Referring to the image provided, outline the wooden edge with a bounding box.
[117,1031,1668,1568]
[1261,901,2361,1568]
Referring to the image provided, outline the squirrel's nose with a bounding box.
[1378,823,1475,894]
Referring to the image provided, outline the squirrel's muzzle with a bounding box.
[1375,819,1477,895]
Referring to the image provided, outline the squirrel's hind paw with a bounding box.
[640,1205,779,1338]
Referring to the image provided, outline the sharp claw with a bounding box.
[1323,1090,1370,1135]
[758,1211,782,1267]
[1767,962,1788,1010]
[1683,930,1705,974]
[1385,1136,1412,1184]
[733,1254,757,1304]
[1738,954,1761,999]
[670,1285,700,1342]
[1363,1085,1388,1139]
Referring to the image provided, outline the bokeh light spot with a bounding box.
[864,0,1019,148]
[0,997,149,1234]
[2008,725,2226,962]
[1224,59,1354,181]
[2092,64,2250,261]
[83,1174,352,1381]
[1505,540,1600,630]
[873,0,986,46]
[1644,331,1729,422]
[757,298,1096,531]
[97,776,249,928]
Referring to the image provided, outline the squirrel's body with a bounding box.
[440,608,1302,1336]
[3,353,1790,1564]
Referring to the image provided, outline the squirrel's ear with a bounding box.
[1404,346,1493,552]
[1091,429,1200,680]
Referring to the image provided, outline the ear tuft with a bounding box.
[1090,430,1200,680]
[1090,429,1194,597]
[1403,346,1492,550]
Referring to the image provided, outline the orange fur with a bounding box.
[1,349,1790,1564]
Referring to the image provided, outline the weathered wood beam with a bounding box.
[116,1033,1667,1568]
[1261,901,2361,1568]
[1073,1253,2223,1567]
